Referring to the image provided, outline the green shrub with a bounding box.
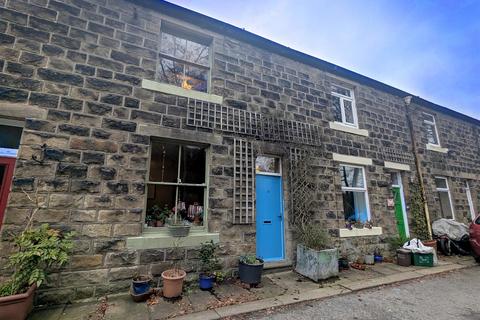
[0,224,74,297]
[239,254,262,265]
[199,240,220,275]
[296,224,331,251]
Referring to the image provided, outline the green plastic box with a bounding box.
[413,252,434,267]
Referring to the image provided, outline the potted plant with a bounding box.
[167,216,191,237]
[154,205,171,227]
[147,205,170,227]
[198,240,220,290]
[0,224,74,320]
[0,190,74,320]
[364,253,375,265]
[295,225,339,282]
[374,248,383,263]
[132,274,151,295]
[161,238,186,298]
[238,255,264,285]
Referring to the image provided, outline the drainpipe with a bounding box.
[404,96,433,239]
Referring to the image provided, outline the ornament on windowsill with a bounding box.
[188,202,203,226]
[387,198,395,209]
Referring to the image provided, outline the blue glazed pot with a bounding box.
[374,255,383,263]
[132,277,151,294]
[199,274,215,290]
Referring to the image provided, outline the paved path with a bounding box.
[240,267,480,320]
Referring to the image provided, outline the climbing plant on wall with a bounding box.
[409,180,430,240]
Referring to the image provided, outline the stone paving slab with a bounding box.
[187,289,219,312]
[28,257,477,320]
[104,296,149,320]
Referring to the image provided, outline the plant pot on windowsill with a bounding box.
[0,284,36,320]
[167,223,191,237]
[238,255,264,285]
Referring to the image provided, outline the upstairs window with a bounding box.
[146,141,207,228]
[157,25,210,93]
[423,113,440,146]
[331,85,357,127]
[339,165,370,222]
[435,177,455,219]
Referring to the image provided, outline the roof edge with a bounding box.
[134,0,480,126]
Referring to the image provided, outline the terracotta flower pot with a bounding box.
[0,284,36,320]
[161,269,186,298]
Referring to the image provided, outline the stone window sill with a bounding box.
[329,122,369,137]
[384,161,411,171]
[339,227,382,238]
[142,79,223,104]
[126,232,219,249]
[426,143,448,154]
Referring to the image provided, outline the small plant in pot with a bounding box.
[154,205,171,227]
[198,240,220,290]
[167,205,191,237]
[161,238,186,298]
[0,224,74,320]
[295,224,338,282]
[238,255,264,285]
[130,274,153,302]
[0,191,74,320]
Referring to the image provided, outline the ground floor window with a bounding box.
[465,181,476,221]
[339,164,370,222]
[146,140,207,228]
[435,177,455,219]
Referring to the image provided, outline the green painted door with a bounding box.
[393,187,407,239]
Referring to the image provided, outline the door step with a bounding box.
[263,260,292,274]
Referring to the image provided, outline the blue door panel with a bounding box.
[256,174,284,262]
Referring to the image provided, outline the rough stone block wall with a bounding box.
[411,106,480,224]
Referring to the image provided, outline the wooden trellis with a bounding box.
[289,148,316,228]
[382,147,414,164]
[233,138,255,224]
[187,98,321,146]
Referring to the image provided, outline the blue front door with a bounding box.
[256,174,284,262]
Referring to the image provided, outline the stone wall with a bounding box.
[0,0,478,305]
[410,105,480,224]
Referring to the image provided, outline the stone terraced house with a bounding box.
[0,0,479,305]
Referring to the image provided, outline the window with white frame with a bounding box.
[339,165,370,222]
[423,113,440,146]
[157,25,210,93]
[435,177,455,219]
[466,181,476,221]
[331,85,357,127]
[146,140,207,228]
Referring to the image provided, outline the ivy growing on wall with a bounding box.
[409,180,430,240]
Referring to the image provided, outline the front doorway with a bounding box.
[391,172,409,239]
[255,156,285,262]
[0,121,23,228]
